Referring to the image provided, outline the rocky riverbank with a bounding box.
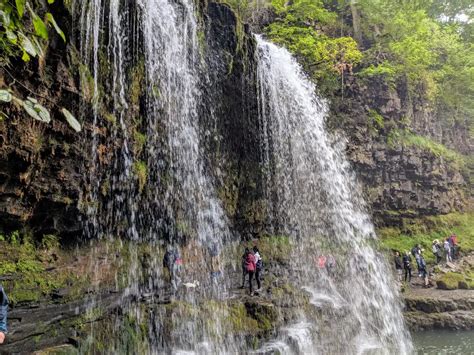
[402,253,474,331]
[404,288,474,331]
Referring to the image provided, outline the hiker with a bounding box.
[444,238,452,263]
[326,254,336,277]
[241,248,248,289]
[411,244,422,276]
[0,285,8,344]
[402,251,412,283]
[243,248,256,295]
[163,246,182,290]
[317,255,327,269]
[418,251,429,287]
[448,234,459,260]
[432,240,442,264]
[394,251,403,281]
[253,246,263,292]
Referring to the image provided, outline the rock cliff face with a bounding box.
[0,30,86,239]
[0,1,471,239]
[328,76,471,226]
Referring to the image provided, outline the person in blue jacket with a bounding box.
[0,285,8,344]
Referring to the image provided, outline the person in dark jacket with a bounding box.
[432,240,442,264]
[394,251,403,281]
[0,285,8,344]
[240,248,249,289]
[402,252,412,283]
[418,251,429,287]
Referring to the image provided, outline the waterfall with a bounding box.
[255,35,413,354]
[138,0,230,248]
[76,0,238,352]
[75,0,412,352]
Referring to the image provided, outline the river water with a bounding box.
[413,330,474,354]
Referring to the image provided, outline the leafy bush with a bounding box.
[0,0,65,65]
[265,0,362,94]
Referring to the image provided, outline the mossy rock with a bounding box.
[244,301,279,331]
[436,272,465,290]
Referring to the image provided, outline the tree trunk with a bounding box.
[350,0,362,44]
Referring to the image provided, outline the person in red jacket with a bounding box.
[243,248,256,295]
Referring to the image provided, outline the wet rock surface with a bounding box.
[403,255,474,331]
[328,76,472,225]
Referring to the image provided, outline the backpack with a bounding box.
[411,246,418,257]
[245,253,256,272]
[432,245,438,254]
[256,258,263,270]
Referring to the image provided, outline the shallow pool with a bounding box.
[412,330,474,354]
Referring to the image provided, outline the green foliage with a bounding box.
[357,61,396,84]
[0,89,81,132]
[133,160,148,193]
[0,0,66,65]
[389,129,466,167]
[367,109,384,132]
[379,212,474,265]
[357,0,474,127]
[265,0,362,94]
[133,130,147,155]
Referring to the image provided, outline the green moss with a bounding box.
[78,64,95,104]
[227,303,259,333]
[257,234,292,263]
[368,109,385,132]
[243,199,267,225]
[379,212,474,265]
[133,161,148,193]
[129,59,145,107]
[133,130,147,156]
[436,272,466,290]
[103,112,117,125]
[0,232,91,305]
[388,129,466,168]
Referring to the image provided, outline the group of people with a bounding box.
[0,285,8,344]
[316,254,336,277]
[241,246,263,295]
[394,234,460,288]
[432,234,459,264]
[394,246,429,286]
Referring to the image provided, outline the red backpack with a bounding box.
[245,253,256,272]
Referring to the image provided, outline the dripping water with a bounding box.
[256,35,413,354]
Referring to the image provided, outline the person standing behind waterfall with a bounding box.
[0,285,8,344]
[163,246,181,291]
[241,248,248,289]
[253,246,262,292]
[402,252,412,283]
[394,251,403,282]
[244,248,256,295]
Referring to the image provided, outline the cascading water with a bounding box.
[255,35,413,354]
[76,0,240,353]
[74,0,412,353]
